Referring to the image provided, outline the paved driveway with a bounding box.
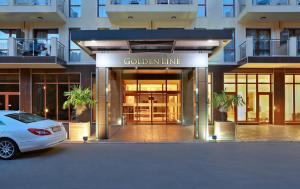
[1,142,300,189]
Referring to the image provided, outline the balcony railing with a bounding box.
[252,0,289,5]
[0,39,8,56]
[157,0,193,4]
[253,39,288,56]
[111,0,148,4]
[0,38,65,60]
[0,0,65,13]
[238,38,299,60]
[298,39,300,56]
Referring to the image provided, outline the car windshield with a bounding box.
[5,113,46,124]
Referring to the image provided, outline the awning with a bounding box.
[71,29,232,58]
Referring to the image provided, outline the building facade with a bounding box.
[1,0,300,141]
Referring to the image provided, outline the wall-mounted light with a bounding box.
[128,16,133,19]
[171,16,176,20]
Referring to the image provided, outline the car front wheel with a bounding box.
[0,139,18,160]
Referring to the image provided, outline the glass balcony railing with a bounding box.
[0,39,8,56]
[14,0,51,5]
[111,0,148,5]
[157,0,193,4]
[0,38,66,60]
[253,0,289,5]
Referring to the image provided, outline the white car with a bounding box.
[0,111,67,160]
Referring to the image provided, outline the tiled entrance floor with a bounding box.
[107,124,300,142]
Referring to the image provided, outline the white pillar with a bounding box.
[50,37,57,56]
[288,37,297,56]
[246,36,254,57]
[8,37,16,56]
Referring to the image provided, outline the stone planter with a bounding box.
[214,121,236,140]
[69,122,90,141]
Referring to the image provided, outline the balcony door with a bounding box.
[0,92,19,111]
[246,29,271,56]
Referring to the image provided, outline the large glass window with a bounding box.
[224,74,272,123]
[69,0,81,18]
[224,29,235,62]
[197,0,206,17]
[32,74,80,121]
[223,0,235,17]
[285,74,300,122]
[69,28,81,62]
[98,0,107,17]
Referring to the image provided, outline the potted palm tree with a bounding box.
[213,91,245,140]
[63,86,95,141]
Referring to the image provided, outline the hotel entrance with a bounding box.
[123,74,182,125]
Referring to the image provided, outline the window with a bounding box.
[285,74,300,122]
[69,28,81,62]
[224,29,235,62]
[281,28,300,55]
[223,0,235,17]
[6,113,46,124]
[197,0,206,17]
[246,29,271,56]
[0,0,9,5]
[69,0,81,18]
[98,0,107,17]
[224,74,272,123]
[32,74,81,121]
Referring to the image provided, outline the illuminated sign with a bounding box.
[96,53,208,68]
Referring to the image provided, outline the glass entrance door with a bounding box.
[0,93,19,110]
[123,79,181,125]
[258,94,270,123]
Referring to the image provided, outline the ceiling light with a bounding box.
[171,16,176,19]
[128,16,133,19]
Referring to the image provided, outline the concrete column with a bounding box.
[8,37,16,56]
[288,37,297,56]
[109,69,122,126]
[20,69,31,113]
[195,68,208,141]
[96,67,109,140]
[246,36,254,57]
[212,69,224,121]
[273,69,285,125]
[182,69,194,125]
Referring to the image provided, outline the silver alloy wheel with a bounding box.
[0,140,15,159]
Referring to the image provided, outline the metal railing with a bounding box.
[0,39,8,56]
[111,0,148,4]
[157,0,193,4]
[239,41,247,60]
[57,41,65,60]
[252,0,289,5]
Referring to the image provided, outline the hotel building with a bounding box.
[1,0,300,141]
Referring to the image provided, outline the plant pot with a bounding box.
[214,121,235,140]
[69,122,90,141]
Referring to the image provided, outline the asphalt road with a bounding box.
[1,142,300,189]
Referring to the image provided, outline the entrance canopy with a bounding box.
[71,29,232,57]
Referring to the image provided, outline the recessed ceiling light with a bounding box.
[259,16,267,22]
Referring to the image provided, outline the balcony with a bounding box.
[238,37,300,68]
[0,37,65,68]
[106,0,197,28]
[0,0,66,24]
[238,0,300,23]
